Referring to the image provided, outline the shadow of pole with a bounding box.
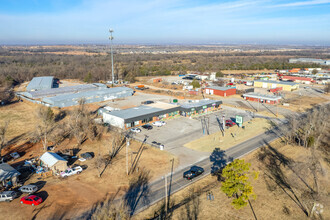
[248,199,258,220]
[130,135,148,175]
[167,158,175,210]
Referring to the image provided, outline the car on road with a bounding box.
[151,141,164,148]
[20,195,42,206]
[142,100,154,105]
[0,191,17,202]
[183,166,204,180]
[142,124,153,130]
[130,127,141,133]
[60,166,83,178]
[152,121,166,127]
[19,185,38,194]
[225,119,236,128]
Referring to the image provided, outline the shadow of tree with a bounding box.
[31,202,53,220]
[258,140,309,216]
[124,168,151,216]
[210,148,233,181]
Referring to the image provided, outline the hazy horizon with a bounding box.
[1,0,330,45]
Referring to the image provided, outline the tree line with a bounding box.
[0,48,327,88]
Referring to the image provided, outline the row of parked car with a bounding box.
[0,163,85,207]
[130,120,167,133]
[0,184,42,206]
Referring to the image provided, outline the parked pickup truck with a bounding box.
[60,166,83,178]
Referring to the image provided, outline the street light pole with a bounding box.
[109,29,114,87]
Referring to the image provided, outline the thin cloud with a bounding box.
[274,0,330,7]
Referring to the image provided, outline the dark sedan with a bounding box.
[142,124,153,130]
[183,166,204,180]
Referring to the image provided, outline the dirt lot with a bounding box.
[0,101,178,219]
[282,95,329,112]
[184,118,271,152]
[135,141,330,220]
[1,137,177,219]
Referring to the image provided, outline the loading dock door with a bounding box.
[210,89,214,95]
[205,89,209,94]
[262,83,268,88]
[271,84,277,88]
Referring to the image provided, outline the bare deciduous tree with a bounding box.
[0,120,9,159]
[36,106,55,151]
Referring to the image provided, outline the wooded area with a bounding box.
[0,46,328,87]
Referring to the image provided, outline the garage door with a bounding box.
[210,89,214,95]
[262,83,268,88]
[205,89,209,94]
[271,84,277,88]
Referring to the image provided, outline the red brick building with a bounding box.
[243,93,281,105]
[205,86,236,97]
[281,76,313,84]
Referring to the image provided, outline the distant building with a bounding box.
[253,80,299,91]
[180,99,222,117]
[204,86,236,97]
[281,76,313,84]
[243,93,281,105]
[26,76,59,91]
[289,58,330,66]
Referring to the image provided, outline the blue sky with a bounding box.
[0,0,330,45]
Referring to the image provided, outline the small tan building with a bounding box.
[40,152,68,172]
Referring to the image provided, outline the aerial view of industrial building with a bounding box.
[18,77,134,107]
[253,80,299,91]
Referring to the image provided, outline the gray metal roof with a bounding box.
[180,99,222,109]
[0,163,21,181]
[26,84,99,99]
[243,92,282,101]
[254,80,298,86]
[206,86,235,91]
[42,87,134,107]
[106,105,170,120]
[26,76,54,91]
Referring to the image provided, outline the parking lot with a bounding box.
[132,106,255,169]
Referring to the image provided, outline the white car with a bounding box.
[130,127,141,133]
[60,166,83,178]
[152,121,166,127]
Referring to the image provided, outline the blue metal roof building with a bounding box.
[26,76,58,91]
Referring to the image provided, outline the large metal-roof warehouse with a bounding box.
[42,87,134,107]
[18,77,134,107]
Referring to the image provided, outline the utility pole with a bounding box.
[164,174,168,215]
[109,29,114,87]
[126,137,129,175]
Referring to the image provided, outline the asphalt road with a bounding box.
[129,124,284,216]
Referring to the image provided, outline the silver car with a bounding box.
[19,185,38,194]
[0,191,17,202]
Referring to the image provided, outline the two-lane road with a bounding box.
[130,125,283,215]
